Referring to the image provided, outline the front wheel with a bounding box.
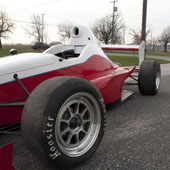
[21,77,106,169]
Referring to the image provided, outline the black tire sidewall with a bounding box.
[22,77,106,169]
[138,60,161,95]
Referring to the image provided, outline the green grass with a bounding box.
[0,49,38,58]
[108,55,170,66]
[0,49,9,57]
[146,51,170,57]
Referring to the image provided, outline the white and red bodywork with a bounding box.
[0,25,135,127]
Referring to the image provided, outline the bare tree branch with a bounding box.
[158,26,170,53]
[57,22,74,42]
[24,14,47,43]
[91,13,123,44]
[0,10,14,48]
[130,27,151,45]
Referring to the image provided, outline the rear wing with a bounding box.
[101,41,145,66]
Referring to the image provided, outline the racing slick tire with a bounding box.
[138,60,161,95]
[21,76,106,169]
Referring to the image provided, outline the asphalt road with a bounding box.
[0,65,170,170]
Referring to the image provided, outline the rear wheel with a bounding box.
[138,60,161,95]
[21,77,106,169]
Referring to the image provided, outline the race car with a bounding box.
[0,25,161,169]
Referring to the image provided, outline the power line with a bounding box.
[45,13,82,21]
[12,19,57,27]
[11,13,83,27]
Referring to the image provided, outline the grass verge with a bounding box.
[0,49,38,58]
[108,55,170,66]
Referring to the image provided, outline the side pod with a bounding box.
[0,143,14,170]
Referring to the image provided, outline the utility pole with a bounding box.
[41,13,45,43]
[141,0,148,42]
[110,0,118,44]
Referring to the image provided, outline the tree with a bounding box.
[147,28,158,52]
[130,28,151,45]
[57,22,74,42]
[92,13,123,44]
[147,35,158,52]
[24,14,47,43]
[0,10,14,48]
[158,26,170,53]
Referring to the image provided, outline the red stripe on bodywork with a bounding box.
[102,47,139,51]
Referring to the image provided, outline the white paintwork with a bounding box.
[44,44,84,55]
[44,44,64,55]
[139,41,145,66]
[69,25,99,46]
[0,53,56,76]
[101,44,139,50]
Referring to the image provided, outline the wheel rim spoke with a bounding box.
[80,108,88,117]
[61,126,69,135]
[74,134,80,145]
[66,133,74,144]
[61,119,70,124]
[68,106,75,117]
[75,102,80,114]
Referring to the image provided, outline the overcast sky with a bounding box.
[1,0,170,44]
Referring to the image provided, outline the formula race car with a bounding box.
[0,25,161,169]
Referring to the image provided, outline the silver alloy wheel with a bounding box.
[55,92,101,157]
[156,71,161,90]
